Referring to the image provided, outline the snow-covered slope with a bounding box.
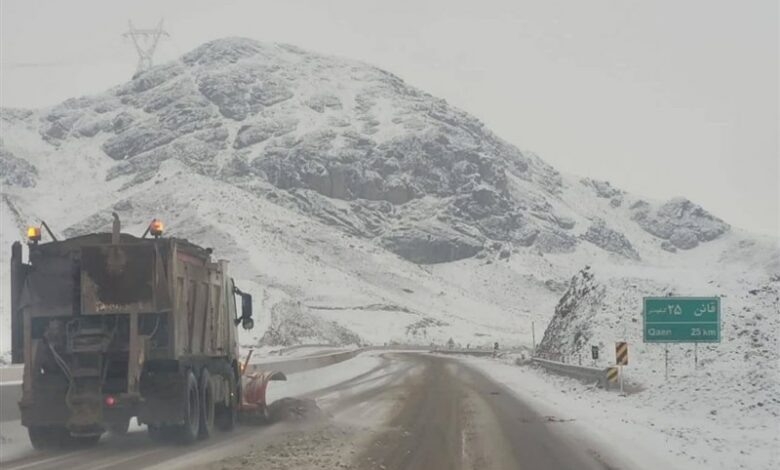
[533,247,780,468]
[0,38,776,363]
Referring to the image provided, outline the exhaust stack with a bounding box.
[111,212,120,245]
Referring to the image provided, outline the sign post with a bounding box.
[644,297,720,380]
[664,344,669,380]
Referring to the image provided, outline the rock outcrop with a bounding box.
[0,143,37,188]
[632,197,729,250]
[581,218,640,260]
[536,267,605,359]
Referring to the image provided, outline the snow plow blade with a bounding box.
[239,370,287,423]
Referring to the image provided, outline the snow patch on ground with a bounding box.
[460,356,779,470]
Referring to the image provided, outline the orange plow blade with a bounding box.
[239,370,287,422]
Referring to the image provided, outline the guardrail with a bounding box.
[246,349,364,375]
[0,365,23,384]
[370,345,433,352]
[0,344,442,384]
[0,349,366,386]
[273,343,339,356]
[431,348,498,357]
[531,357,610,389]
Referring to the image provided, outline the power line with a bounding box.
[122,19,169,74]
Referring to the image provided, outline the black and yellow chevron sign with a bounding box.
[615,342,628,365]
[607,367,619,383]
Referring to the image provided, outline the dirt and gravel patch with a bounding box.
[205,397,370,470]
[267,398,329,423]
[205,423,363,470]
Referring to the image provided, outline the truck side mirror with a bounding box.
[240,293,254,330]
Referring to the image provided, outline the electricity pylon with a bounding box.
[123,19,169,74]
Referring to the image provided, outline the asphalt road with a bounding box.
[1,383,22,422]
[0,353,620,470]
[353,354,613,470]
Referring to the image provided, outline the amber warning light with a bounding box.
[27,226,41,243]
[150,219,164,237]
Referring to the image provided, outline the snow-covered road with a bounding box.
[2,351,776,469]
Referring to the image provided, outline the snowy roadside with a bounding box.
[265,351,385,404]
[0,351,385,468]
[196,351,406,470]
[458,355,779,470]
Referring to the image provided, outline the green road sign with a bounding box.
[643,297,720,343]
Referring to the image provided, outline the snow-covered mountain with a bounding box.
[1,38,777,361]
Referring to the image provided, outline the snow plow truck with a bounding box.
[9,214,280,448]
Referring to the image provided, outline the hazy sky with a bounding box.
[1,0,778,236]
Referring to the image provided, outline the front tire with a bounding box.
[215,404,237,431]
[215,374,238,432]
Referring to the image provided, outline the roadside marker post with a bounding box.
[615,342,628,395]
[607,367,619,389]
[615,342,628,365]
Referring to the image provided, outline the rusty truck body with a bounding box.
[10,217,254,447]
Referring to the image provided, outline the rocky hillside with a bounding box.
[0,38,774,351]
[535,254,780,452]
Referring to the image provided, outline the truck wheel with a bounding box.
[148,424,174,443]
[63,433,101,448]
[176,370,200,444]
[28,426,63,450]
[108,418,131,436]
[215,376,238,432]
[215,404,237,431]
[198,369,215,439]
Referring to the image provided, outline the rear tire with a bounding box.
[63,433,101,448]
[29,426,101,449]
[175,370,200,444]
[28,426,64,450]
[108,418,130,436]
[148,424,174,443]
[198,369,215,439]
